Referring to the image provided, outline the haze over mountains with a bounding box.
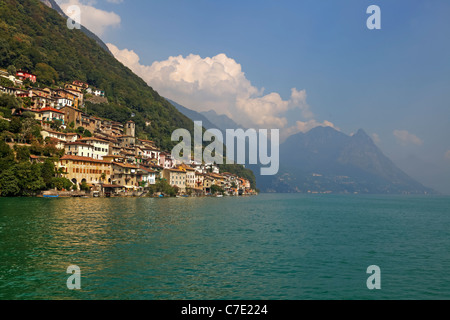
[173,101,435,194]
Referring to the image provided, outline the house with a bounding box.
[93,89,105,97]
[55,97,74,108]
[36,107,65,124]
[162,168,186,193]
[138,167,157,186]
[179,165,196,189]
[203,174,215,194]
[111,162,140,190]
[65,141,94,158]
[159,152,175,168]
[142,147,160,163]
[60,105,82,127]
[118,135,136,149]
[78,137,109,160]
[64,84,84,106]
[72,80,89,89]
[58,155,112,188]
[16,70,36,83]
[41,129,78,145]
[55,89,79,108]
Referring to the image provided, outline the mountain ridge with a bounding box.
[257,126,435,194]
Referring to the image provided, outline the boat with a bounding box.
[43,195,59,198]
[215,194,223,198]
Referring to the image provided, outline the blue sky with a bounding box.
[56,0,450,193]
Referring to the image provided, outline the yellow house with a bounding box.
[162,168,186,193]
[58,155,112,187]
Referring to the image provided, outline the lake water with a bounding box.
[1,194,449,300]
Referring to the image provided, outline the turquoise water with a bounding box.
[1,194,449,300]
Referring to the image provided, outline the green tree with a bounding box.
[51,177,72,191]
[9,117,21,134]
[15,162,46,195]
[0,168,20,197]
[7,65,16,76]
[41,159,55,188]
[15,145,30,162]
[35,63,58,85]
[0,143,15,173]
[0,77,14,87]
[83,129,92,137]
[76,126,85,135]
[0,119,10,133]
[211,184,224,195]
[0,94,20,110]
[80,181,90,192]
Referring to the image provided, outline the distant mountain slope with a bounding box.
[0,0,194,150]
[257,126,435,194]
[201,109,243,131]
[168,99,218,131]
[38,0,113,55]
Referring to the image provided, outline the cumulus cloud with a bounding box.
[393,130,423,146]
[107,43,333,139]
[56,0,121,36]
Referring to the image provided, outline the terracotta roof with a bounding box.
[139,167,157,173]
[165,168,186,173]
[60,155,111,164]
[113,162,139,169]
[79,137,109,143]
[38,107,64,114]
[65,142,92,147]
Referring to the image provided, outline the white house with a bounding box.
[65,141,95,158]
[139,167,157,186]
[78,137,110,160]
[93,89,105,97]
[41,129,78,145]
[56,97,73,109]
[142,147,161,163]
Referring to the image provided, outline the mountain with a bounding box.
[201,109,243,131]
[168,99,218,131]
[0,0,194,150]
[38,0,113,55]
[256,126,435,194]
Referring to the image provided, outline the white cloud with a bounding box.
[393,130,423,146]
[280,120,337,141]
[107,43,332,138]
[445,150,450,160]
[56,0,121,36]
[372,133,381,144]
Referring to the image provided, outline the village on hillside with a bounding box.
[0,69,256,198]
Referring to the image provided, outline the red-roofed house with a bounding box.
[16,70,36,83]
[36,107,65,124]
